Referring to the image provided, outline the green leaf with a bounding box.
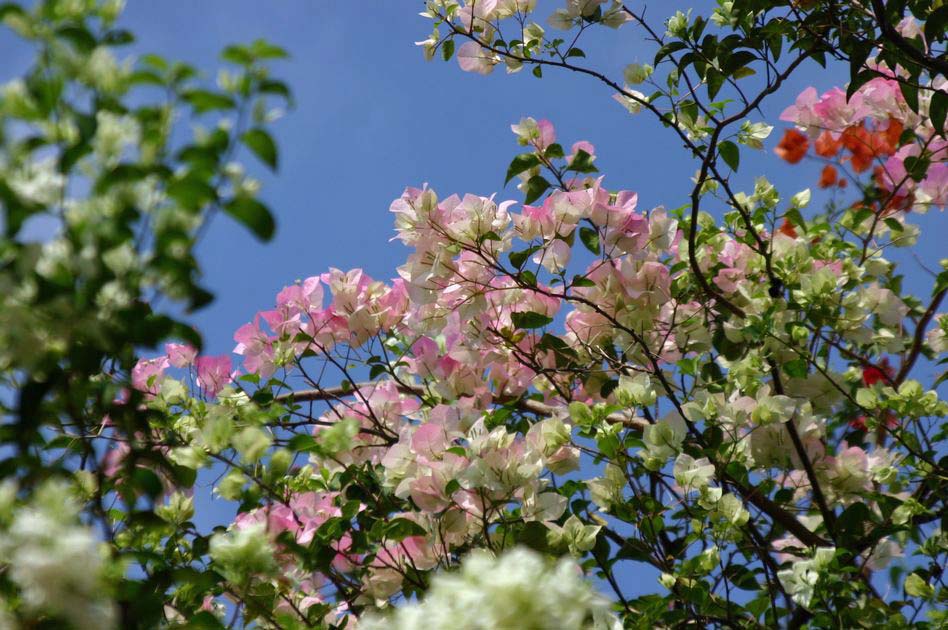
[846,42,874,101]
[55,25,97,53]
[249,39,289,60]
[930,90,947,138]
[132,468,164,499]
[384,518,427,541]
[287,434,320,453]
[924,6,948,46]
[706,68,725,100]
[850,206,874,228]
[883,217,904,232]
[782,358,808,379]
[784,207,805,230]
[182,89,236,113]
[509,245,540,269]
[102,29,135,46]
[544,143,565,159]
[505,152,541,184]
[523,175,551,205]
[129,69,165,86]
[241,128,278,170]
[719,140,739,171]
[441,38,455,61]
[224,196,276,241]
[904,155,930,181]
[166,176,218,210]
[511,311,554,329]
[222,45,254,66]
[94,163,160,194]
[899,81,919,114]
[181,611,226,629]
[568,149,597,173]
[259,79,293,104]
[847,70,876,102]
[579,226,600,255]
[712,328,744,361]
[725,565,760,591]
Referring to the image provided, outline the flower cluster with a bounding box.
[360,546,621,630]
[167,111,945,624]
[0,481,117,630]
[778,70,948,212]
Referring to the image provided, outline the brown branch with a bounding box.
[895,287,946,384]
[769,362,838,540]
[277,382,649,430]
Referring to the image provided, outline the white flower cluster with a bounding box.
[0,481,116,629]
[360,546,621,630]
[777,546,836,608]
[209,522,277,585]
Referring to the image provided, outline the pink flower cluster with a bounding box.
[131,343,234,398]
[233,271,408,379]
[780,73,948,210]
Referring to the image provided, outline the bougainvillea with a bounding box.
[2,1,947,629]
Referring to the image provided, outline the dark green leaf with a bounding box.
[924,7,948,46]
[509,245,540,269]
[384,518,427,541]
[725,565,760,591]
[132,468,163,499]
[166,176,218,211]
[930,90,947,137]
[249,39,289,60]
[287,434,320,453]
[568,149,597,173]
[182,89,236,113]
[706,68,725,100]
[241,128,278,170]
[579,226,600,255]
[222,45,254,66]
[505,152,541,184]
[719,140,739,171]
[782,358,808,378]
[102,29,135,46]
[544,143,565,159]
[511,311,554,329]
[904,155,929,180]
[899,81,919,114]
[55,25,96,53]
[523,175,551,204]
[259,79,293,104]
[224,196,276,241]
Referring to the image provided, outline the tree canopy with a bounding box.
[0,1,946,628]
